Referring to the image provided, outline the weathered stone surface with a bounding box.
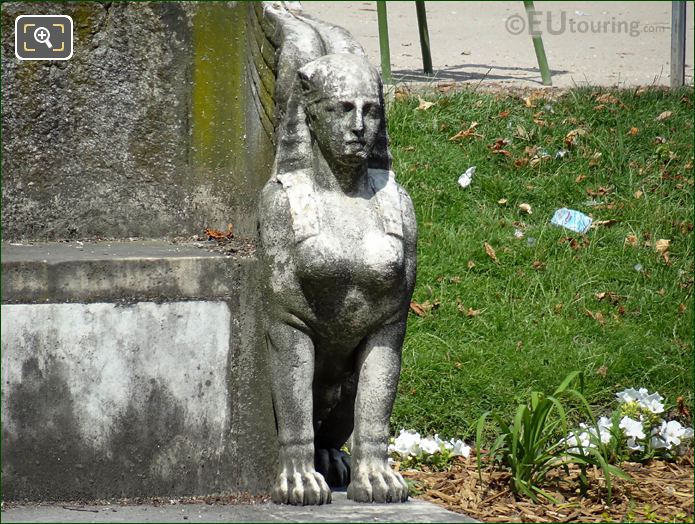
[1,2,274,240]
[1,242,276,501]
[0,491,479,522]
[257,8,417,506]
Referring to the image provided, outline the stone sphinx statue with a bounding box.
[258,53,416,505]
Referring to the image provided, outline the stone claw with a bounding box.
[272,464,331,505]
[347,461,409,503]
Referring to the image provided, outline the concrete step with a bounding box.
[0,491,478,522]
[1,240,276,501]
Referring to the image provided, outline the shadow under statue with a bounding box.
[258,53,417,505]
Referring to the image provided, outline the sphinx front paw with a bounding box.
[272,464,331,505]
[347,461,409,503]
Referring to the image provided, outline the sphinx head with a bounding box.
[298,54,384,169]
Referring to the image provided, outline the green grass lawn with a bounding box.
[387,86,693,440]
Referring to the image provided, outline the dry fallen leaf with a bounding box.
[575,174,587,183]
[679,303,687,314]
[628,127,639,136]
[655,238,671,264]
[656,110,673,122]
[467,260,476,269]
[205,226,234,240]
[588,151,602,167]
[458,303,481,317]
[634,190,643,199]
[449,121,481,141]
[416,97,434,111]
[595,93,618,104]
[596,365,608,377]
[532,260,545,271]
[409,301,427,317]
[655,239,671,254]
[497,198,508,205]
[586,186,612,197]
[595,291,623,304]
[484,242,498,262]
[560,236,590,250]
[565,128,588,148]
[466,307,481,318]
[514,158,529,168]
[518,203,532,214]
[498,110,510,118]
[409,300,440,317]
[625,234,639,246]
[585,309,605,325]
[516,125,531,141]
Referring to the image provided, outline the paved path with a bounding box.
[1,492,476,523]
[302,1,694,87]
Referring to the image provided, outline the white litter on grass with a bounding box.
[551,208,593,234]
[458,166,476,188]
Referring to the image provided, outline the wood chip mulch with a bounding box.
[401,455,694,522]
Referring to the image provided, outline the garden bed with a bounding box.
[403,454,694,523]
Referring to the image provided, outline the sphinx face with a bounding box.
[301,54,383,169]
[307,94,381,167]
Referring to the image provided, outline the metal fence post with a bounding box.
[415,1,433,75]
[523,0,552,86]
[376,1,392,84]
[671,1,686,88]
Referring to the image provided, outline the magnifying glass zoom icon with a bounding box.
[34,26,53,48]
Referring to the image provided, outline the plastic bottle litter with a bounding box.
[555,149,569,159]
[550,208,593,234]
[458,166,476,189]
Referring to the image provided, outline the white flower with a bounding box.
[615,388,664,414]
[390,429,421,457]
[640,392,665,414]
[616,388,644,404]
[419,436,441,455]
[448,438,471,457]
[650,435,670,450]
[565,431,593,454]
[626,437,644,452]
[596,417,613,444]
[619,416,645,440]
[657,420,693,448]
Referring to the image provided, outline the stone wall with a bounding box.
[1,242,277,501]
[1,2,275,240]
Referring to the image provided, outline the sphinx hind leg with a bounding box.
[314,375,357,487]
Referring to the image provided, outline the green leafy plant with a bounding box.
[476,371,630,503]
